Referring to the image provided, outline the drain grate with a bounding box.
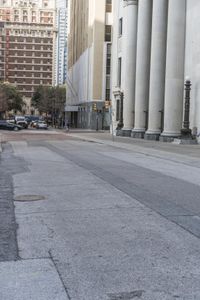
[14,195,46,202]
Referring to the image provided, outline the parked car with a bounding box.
[30,117,44,127]
[31,120,39,128]
[14,116,28,129]
[0,120,22,131]
[6,117,15,124]
[36,121,48,130]
[25,115,41,126]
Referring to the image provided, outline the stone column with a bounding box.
[132,0,152,138]
[121,0,138,137]
[160,0,186,141]
[144,0,168,141]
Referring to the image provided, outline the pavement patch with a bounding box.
[14,195,46,202]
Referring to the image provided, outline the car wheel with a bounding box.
[14,126,19,131]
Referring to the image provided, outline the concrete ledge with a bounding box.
[116,129,132,137]
[131,131,145,139]
[121,129,132,137]
[144,133,160,141]
[173,138,198,145]
[159,135,177,142]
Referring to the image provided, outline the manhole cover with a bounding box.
[14,195,46,202]
[107,290,144,300]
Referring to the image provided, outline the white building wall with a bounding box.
[111,0,124,130]
[185,0,200,134]
[111,0,200,140]
[67,48,92,105]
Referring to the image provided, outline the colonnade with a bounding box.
[120,0,186,140]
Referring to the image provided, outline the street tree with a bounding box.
[31,85,52,115]
[53,85,66,125]
[0,82,24,118]
[31,85,66,126]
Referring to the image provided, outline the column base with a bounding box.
[116,128,132,137]
[144,133,160,141]
[159,135,180,142]
[121,128,132,137]
[116,129,123,136]
[159,131,182,142]
[131,130,145,139]
[173,138,197,145]
[180,128,192,138]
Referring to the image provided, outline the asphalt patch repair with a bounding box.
[14,195,46,202]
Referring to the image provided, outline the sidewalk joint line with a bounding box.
[48,250,72,300]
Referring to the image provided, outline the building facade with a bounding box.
[112,0,200,141]
[66,0,112,129]
[54,0,67,86]
[0,0,56,114]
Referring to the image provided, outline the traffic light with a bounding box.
[105,100,111,109]
[92,102,97,111]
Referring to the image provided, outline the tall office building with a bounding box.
[67,0,112,129]
[54,0,67,86]
[0,0,56,113]
[111,0,200,141]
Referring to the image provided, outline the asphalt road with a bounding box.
[1,129,200,300]
[0,143,19,261]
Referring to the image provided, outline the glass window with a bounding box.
[118,57,122,88]
[105,25,112,42]
[106,0,112,12]
[116,99,120,121]
[119,18,123,36]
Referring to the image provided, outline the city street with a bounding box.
[1,129,200,300]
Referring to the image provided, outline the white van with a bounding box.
[15,116,28,129]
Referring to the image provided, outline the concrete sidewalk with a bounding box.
[9,137,200,299]
[60,129,200,159]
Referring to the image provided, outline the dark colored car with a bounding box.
[25,115,42,126]
[0,120,22,131]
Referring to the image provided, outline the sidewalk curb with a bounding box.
[62,131,200,166]
[0,133,2,153]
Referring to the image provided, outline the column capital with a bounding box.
[123,0,138,7]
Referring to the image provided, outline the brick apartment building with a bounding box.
[0,0,56,114]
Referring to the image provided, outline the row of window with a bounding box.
[7,80,52,85]
[118,17,123,88]
[8,51,52,57]
[0,16,53,24]
[5,30,53,37]
[1,0,49,8]
[105,43,111,101]
[7,45,52,50]
[2,66,51,71]
[1,59,52,64]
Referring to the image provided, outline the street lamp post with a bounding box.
[181,78,192,138]
[117,91,124,129]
